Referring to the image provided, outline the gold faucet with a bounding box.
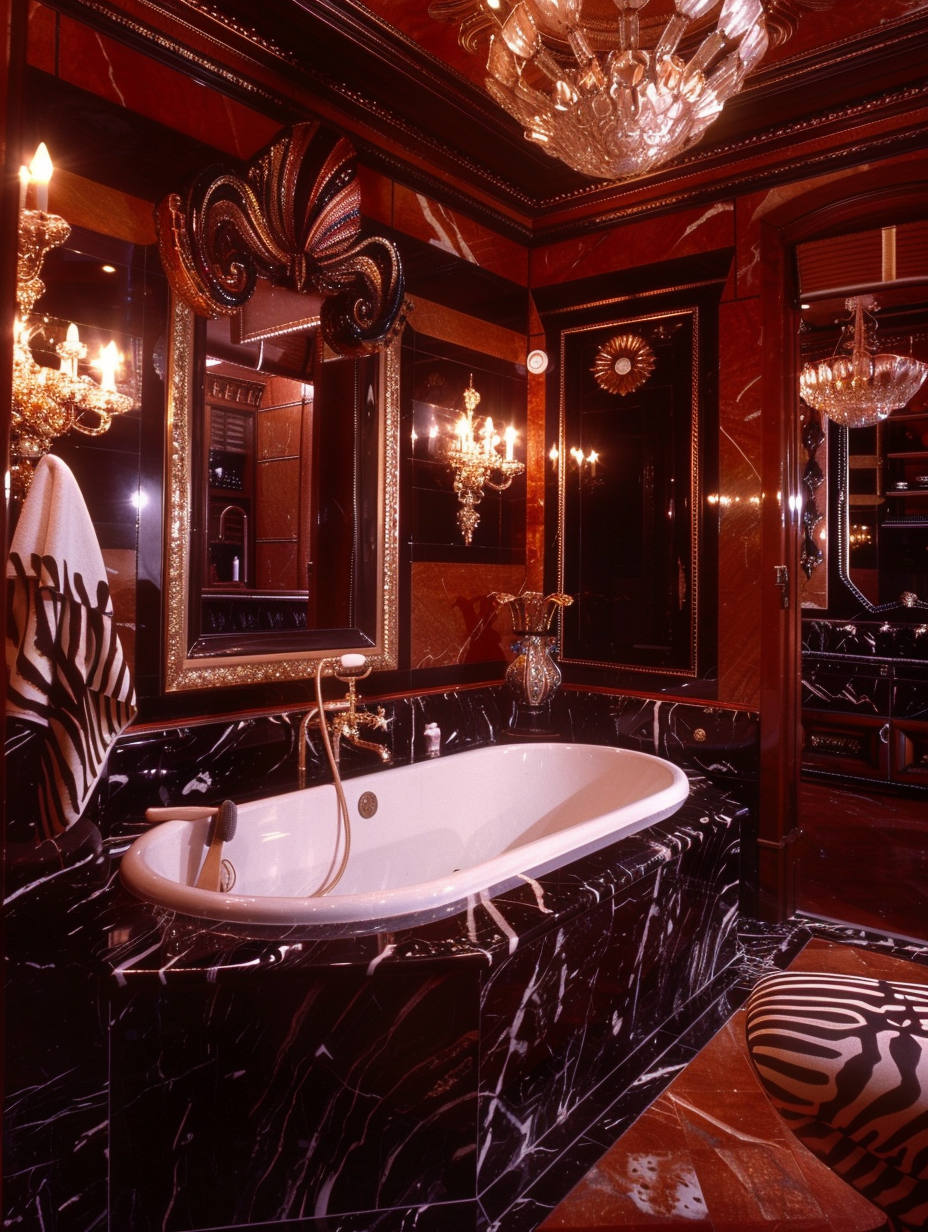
[298,669,390,786]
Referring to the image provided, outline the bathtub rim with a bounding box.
[119,743,690,936]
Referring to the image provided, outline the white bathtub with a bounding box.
[120,743,689,935]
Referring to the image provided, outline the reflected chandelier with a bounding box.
[461,0,769,180]
[799,296,928,429]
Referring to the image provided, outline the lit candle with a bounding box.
[483,416,495,456]
[18,165,30,213]
[59,322,81,377]
[549,445,559,468]
[587,449,599,476]
[28,143,53,213]
[95,340,121,391]
[455,416,469,451]
[504,426,516,462]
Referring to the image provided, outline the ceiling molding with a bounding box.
[37,0,928,247]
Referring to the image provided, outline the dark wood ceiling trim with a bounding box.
[532,122,928,246]
[532,14,928,213]
[37,0,539,239]
[32,0,928,249]
[534,81,928,230]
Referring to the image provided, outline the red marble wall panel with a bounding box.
[410,563,529,669]
[38,11,279,160]
[26,0,55,73]
[716,296,764,707]
[531,201,735,289]
[393,184,529,286]
[409,299,524,365]
[799,778,928,940]
[256,541,298,591]
[257,403,304,461]
[255,456,300,540]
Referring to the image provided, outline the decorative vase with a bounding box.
[493,591,574,729]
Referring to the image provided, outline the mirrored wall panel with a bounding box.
[556,307,701,677]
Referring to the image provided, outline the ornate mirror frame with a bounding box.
[156,121,405,690]
[163,299,400,690]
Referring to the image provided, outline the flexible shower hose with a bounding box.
[311,656,352,896]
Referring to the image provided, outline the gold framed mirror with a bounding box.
[156,121,407,691]
[163,296,400,690]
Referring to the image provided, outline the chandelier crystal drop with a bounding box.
[799,296,928,429]
[480,0,769,180]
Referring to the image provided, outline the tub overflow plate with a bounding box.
[358,791,378,819]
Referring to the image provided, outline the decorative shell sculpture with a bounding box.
[591,334,656,397]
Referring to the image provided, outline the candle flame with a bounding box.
[29,143,53,185]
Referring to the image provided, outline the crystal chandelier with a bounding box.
[12,145,134,498]
[471,0,769,180]
[799,296,928,429]
[445,375,525,544]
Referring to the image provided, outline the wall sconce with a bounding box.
[445,374,524,545]
[11,144,133,498]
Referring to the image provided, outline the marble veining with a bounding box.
[801,659,890,715]
[4,776,743,1231]
[803,618,928,660]
[4,687,758,1231]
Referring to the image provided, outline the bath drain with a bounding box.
[220,860,236,893]
[357,791,378,819]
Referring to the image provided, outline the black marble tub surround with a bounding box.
[801,617,928,793]
[72,686,757,846]
[4,685,758,1230]
[4,768,743,1232]
[803,618,928,660]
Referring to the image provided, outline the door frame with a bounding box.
[757,167,928,920]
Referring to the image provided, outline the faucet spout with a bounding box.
[297,675,390,786]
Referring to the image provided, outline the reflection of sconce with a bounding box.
[444,375,524,545]
[12,144,133,498]
[549,445,600,475]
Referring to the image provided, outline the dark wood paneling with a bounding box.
[798,778,928,941]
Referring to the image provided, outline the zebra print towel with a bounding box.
[746,969,928,1230]
[6,454,136,841]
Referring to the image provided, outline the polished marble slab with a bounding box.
[803,619,928,661]
[3,768,743,1232]
[536,939,926,1232]
[3,684,758,1231]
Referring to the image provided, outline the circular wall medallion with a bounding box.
[527,349,549,374]
[591,334,656,396]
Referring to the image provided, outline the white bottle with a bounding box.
[423,722,441,758]
[231,556,240,582]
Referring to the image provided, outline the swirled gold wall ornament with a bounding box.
[154,122,405,357]
[591,334,656,397]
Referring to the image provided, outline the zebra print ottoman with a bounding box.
[745,970,928,1230]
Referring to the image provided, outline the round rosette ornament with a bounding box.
[591,334,656,397]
